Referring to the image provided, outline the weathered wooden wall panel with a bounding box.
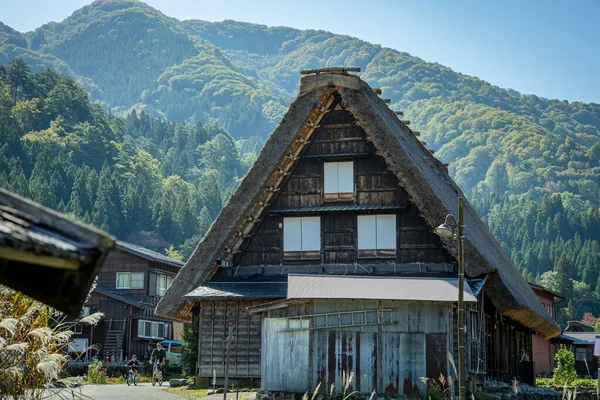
[197,300,263,378]
[268,299,452,395]
[262,318,310,391]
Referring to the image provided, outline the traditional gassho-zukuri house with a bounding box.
[156,68,560,394]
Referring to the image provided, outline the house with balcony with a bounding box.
[72,241,184,361]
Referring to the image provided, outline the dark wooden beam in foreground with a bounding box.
[0,188,115,317]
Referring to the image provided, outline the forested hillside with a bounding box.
[1,0,599,326]
[0,58,250,258]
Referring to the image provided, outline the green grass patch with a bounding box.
[165,386,209,399]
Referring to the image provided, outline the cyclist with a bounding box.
[149,342,166,375]
[125,354,140,380]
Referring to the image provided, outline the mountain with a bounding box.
[1,0,599,326]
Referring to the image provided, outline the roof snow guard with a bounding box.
[156,68,560,339]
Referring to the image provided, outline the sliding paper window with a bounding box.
[357,214,397,257]
[324,161,353,200]
[284,216,321,258]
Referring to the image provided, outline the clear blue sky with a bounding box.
[1,0,599,103]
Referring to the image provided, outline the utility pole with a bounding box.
[223,323,233,400]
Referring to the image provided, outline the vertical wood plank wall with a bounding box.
[261,299,451,395]
[197,300,264,378]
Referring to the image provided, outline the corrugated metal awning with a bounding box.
[287,274,477,302]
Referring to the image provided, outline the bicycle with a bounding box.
[126,366,139,386]
[151,362,163,386]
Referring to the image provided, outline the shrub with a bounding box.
[87,360,107,384]
[65,362,89,377]
[419,377,445,400]
[536,378,553,387]
[553,345,578,386]
[182,315,199,376]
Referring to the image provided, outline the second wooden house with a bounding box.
[72,241,184,361]
[156,68,560,394]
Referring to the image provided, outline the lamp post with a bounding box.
[435,197,465,400]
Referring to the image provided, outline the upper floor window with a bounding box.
[156,274,174,296]
[116,272,144,289]
[357,214,396,257]
[138,319,170,339]
[324,161,354,200]
[283,216,321,259]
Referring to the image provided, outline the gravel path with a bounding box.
[45,383,181,400]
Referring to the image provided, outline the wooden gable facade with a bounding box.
[72,241,184,362]
[222,93,452,275]
[157,69,559,394]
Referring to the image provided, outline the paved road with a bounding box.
[46,383,181,400]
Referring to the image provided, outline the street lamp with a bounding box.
[435,197,466,400]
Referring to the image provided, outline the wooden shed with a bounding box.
[156,68,560,394]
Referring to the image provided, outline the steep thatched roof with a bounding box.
[156,71,559,339]
[0,188,115,317]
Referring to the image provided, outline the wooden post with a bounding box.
[458,197,466,400]
[596,367,599,400]
[223,323,233,400]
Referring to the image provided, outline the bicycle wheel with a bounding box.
[134,374,139,386]
[158,371,163,386]
[126,371,132,386]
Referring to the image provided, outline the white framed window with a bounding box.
[138,319,169,339]
[283,216,321,258]
[357,214,396,257]
[324,161,354,200]
[130,272,144,288]
[116,272,144,289]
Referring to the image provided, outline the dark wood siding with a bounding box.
[237,215,282,266]
[231,98,453,271]
[273,160,323,209]
[98,250,149,295]
[484,294,534,384]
